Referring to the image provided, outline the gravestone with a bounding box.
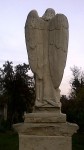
[14,8,78,150]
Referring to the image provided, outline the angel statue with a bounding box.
[25,8,69,107]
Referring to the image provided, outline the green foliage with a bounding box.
[0,120,11,132]
[0,61,35,127]
[69,66,84,99]
[61,66,84,132]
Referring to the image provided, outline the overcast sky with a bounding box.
[0,0,84,95]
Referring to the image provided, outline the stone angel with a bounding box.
[25,8,69,107]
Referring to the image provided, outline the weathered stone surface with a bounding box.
[19,135,72,150]
[14,114,78,136]
[24,112,66,123]
[25,8,69,106]
[14,111,78,150]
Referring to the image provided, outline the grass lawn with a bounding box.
[0,131,19,150]
[0,131,84,150]
[72,132,84,150]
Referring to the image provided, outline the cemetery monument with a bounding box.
[14,8,78,150]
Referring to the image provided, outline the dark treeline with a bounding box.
[0,61,35,129]
[61,66,84,132]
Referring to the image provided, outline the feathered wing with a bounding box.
[49,14,69,88]
[25,10,44,79]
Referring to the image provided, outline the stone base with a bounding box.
[19,135,72,150]
[25,112,66,123]
[14,111,78,150]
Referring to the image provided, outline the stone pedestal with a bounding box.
[19,135,72,150]
[14,105,78,150]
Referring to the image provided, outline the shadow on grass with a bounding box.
[72,132,84,150]
[0,131,19,150]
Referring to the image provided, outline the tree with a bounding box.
[67,66,84,132]
[0,61,35,127]
[61,66,84,132]
[69,66,84,100]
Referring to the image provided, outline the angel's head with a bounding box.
[42,8,55,21]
